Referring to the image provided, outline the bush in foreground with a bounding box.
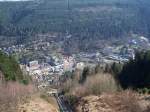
[0,82,35,112]
[84,73,119,95]
[0,51,28,82]
[66,73,119,97]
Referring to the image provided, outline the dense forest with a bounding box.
[118,51,150,89]
[104,50,150,90]
[0,0,150,49]
[0,51,29,84]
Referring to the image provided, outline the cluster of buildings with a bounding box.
[101,36,150,63]
[22,55,77,87]
[1,35,150,87]
[0,44,25,55]
[102,45,135,63]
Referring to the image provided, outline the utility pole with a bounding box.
[66,0,70,35]
[67,0,70,10]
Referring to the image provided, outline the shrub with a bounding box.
[84,73,119,95]
[68,73,119,97]
[61,79,74,93]
[20,79,29,85]
[137,88,150,94]
[0,82,35,112]
[65,94,78,107]
[79,67,90,84]
[0,52,23,81]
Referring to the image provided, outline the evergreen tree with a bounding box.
[79,67,90,84]
[118,51,150,89]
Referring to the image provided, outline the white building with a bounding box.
[63,56,75,71]
[76,62,85,70]
[29,60,40,71]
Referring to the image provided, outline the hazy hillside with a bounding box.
[0,0,150,50]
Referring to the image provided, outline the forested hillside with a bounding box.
[0,0,150,48]
[0,51,28,83]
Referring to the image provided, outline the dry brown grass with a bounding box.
[0,82,35,112]
[18,94,59,112]
[84,73,119,95]
[107,90,142,112]
[119,91,142,112]
[76,90,150,112]
[69,73,119,97]
[62,72,150,112]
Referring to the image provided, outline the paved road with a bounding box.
[56,95,73,112]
